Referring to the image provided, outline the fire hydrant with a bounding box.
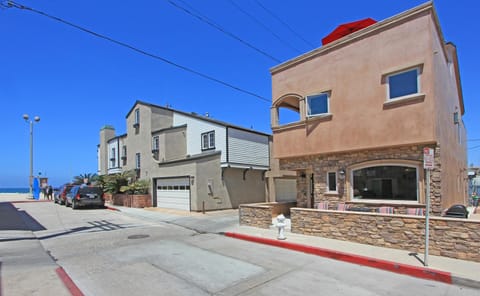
[276,214,286,240]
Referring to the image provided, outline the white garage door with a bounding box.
[156,178,190,211]
[275,179,297,202]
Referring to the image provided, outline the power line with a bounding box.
[165,0,281,63]
[4,1,271,103]
[254,0,315,49]
[227,0,302,54]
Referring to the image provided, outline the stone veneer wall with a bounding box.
[280,145,443,215]
[291,208,480,262]
[239,202,296,228]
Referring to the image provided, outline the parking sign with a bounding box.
[423,147,434,169]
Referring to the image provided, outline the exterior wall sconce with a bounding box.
[338,169,346,179]
[190,176,195,186]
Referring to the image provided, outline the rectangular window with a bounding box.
[110,147,116,168]
[327,172,337,192]
[307,93,329,117]
[135,153,141,169]
[121,145,127,165]
[152,136,159,151]
[387,68,419,99]
[353,165,418,201]
[201,131,215,150]
[134,108,140,124]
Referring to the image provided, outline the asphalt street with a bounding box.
[1,200,477,296]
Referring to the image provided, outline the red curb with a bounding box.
[224,232,452,284]
[55,267,84,296]
[105,206,120,211]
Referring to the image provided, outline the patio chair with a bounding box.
[406,208,425,216]
[377,206,394,214]
[316,201,329,210]
[336,203,350,211]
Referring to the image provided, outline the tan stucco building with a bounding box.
[98,101,270,211]
[270,2,467,215]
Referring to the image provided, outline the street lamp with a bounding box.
[23,114,40,198]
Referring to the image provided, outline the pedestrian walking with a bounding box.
[472,192,479,214]
[46,185,53,201]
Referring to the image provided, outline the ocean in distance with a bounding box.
[0,188,29,193]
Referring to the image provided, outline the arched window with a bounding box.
[351,164,419,202]
[272,93,302,127]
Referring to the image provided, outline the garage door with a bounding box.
[275,179,297,202]
[156,177,190,211]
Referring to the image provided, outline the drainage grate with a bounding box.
[127,234,150,240]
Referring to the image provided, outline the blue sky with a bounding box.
[1,0,478,187]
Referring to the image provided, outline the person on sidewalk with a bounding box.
[472,192,479,214]
[46,185,53,201]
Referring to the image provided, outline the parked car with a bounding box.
[54,183,75,205]
[65,185,105,209]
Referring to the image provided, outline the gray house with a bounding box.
[98,100,271,211]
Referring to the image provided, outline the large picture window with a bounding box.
[307,93,329,117]
[352,165,418,201]
[387,68,419,99]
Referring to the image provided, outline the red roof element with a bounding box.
[321,18,377,45]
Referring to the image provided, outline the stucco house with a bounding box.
[270,2,467,215]
[98,100,270,211]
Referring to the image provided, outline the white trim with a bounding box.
[306,92,330,117]
[386,67,421,101]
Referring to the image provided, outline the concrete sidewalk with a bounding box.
[107,204,480,289]
[4,193,478,290]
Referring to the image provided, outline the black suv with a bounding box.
[66,186,105,209]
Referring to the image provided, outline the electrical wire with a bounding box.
[4,1,271,103]
[468,145,480,151]
[165,0,281,63]
[227,0,302,54]
[254,0,315,49]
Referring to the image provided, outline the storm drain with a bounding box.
[127,234,150,240]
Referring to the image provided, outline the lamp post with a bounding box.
[23,114,40,198]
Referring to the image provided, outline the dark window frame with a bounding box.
[201,130,215,151]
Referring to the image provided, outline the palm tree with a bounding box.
[72,173,98,185]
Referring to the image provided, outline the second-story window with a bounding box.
[307,92,329,117]
[110,147,116,168]
[152,136,159,152]
[134,108,140,125]
[201,131,215,150]
[387,67,419,100]
[121,145,127,165]
[135,153,141,169]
